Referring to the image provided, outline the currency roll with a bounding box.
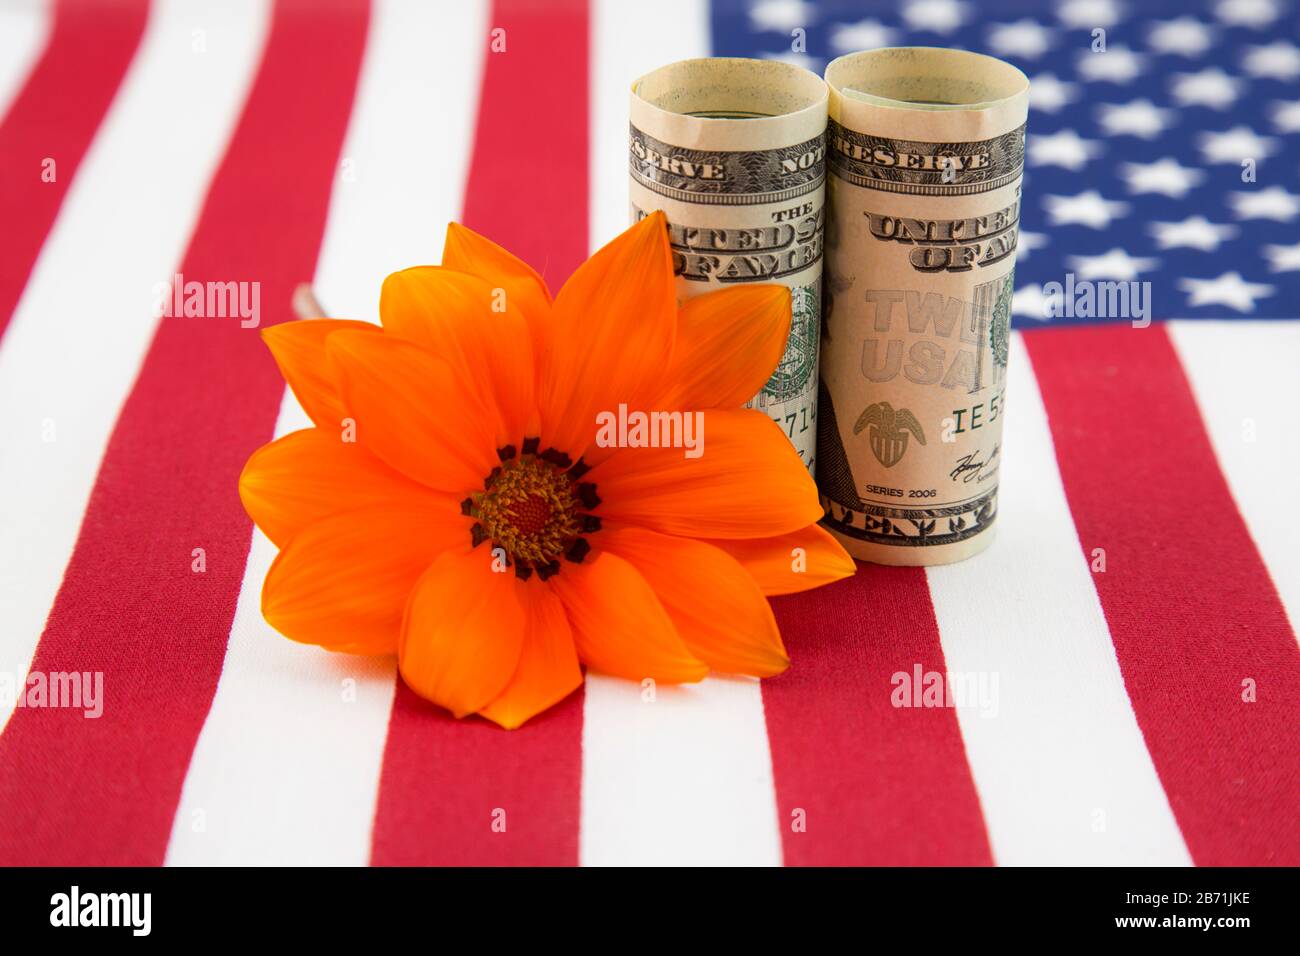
[818,48,1029,566]
[629,58,828,472]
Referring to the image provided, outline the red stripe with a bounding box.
[369,0,589,867]
[1024,324,1300,866]
[370,682,584,866]
[0,0,148,341]
[0,0,370,866]
[764,565,994,866]
[458,0,590,283]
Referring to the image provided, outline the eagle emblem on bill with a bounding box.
[853,401,926,469]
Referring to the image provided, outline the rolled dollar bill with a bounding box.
[629,58,828,471]
[818,48,1029,565]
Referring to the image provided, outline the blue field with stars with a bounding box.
[713,0,1300,326]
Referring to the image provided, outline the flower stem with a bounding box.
[292,283,326,320]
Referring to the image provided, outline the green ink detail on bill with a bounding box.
[763,284,819,402]
[990,273,1012,369]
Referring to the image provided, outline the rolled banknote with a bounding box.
[817,48,1029,565]
[629,58,828,472]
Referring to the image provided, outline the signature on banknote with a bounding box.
[949,444,1001,484]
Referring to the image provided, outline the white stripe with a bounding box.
[163,393,399,866]
[165,0,488,866]
[580,0,783,868]
[925,333,1192,865]
[1169,320,1300,633]
[580,675,782,866]
[0,0,50,121]
[312,0,487,319]
[589,0,711,250]
[0,0,269,733]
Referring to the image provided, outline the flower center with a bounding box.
[477,463,578,562]
[464,440,601,580]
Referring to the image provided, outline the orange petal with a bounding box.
[262,319,380,429]
[601,527,788,678]
[658,285,791,411]
[325,328,498,494]
[478,578,583,729]
[704,524,857,596]
[262,507,470,655]
[379,266,536,446]
[399,547,526,718]
[536,212,676,459]
[549,551,707,684]
[589,409,822,538]
[442,221,552,353]
[239,428,439,548]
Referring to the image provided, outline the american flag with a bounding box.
[724,0,1300,324]
[0,0,1295,867]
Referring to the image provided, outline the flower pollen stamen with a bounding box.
[467,440,598,574]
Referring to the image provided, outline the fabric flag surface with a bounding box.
[0,0,1296,866]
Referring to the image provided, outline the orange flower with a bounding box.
[239,212,855,728]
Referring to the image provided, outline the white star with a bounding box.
[1120,157,1204,198]
[1028,129,1103,170]
[1043,190,1130,228]
[1179,272,1275,312]
[1067,248,1159,281]
[1015,230,1048,261]
[1242,41,1300,80]
[1096,99,1175,138]
[1149,216,1238,251]
[1148,17,1214,57]
[1170,68,1243,109]
[1077,46,1143,83]
[1057,0,1124,29]
[748,0,816,32]
[1271,100,1300,133]
[1199,126,1278,164]
[1028,73,1079,112]
[901,0,968,34]
[829,19,897,52]
[987,20,1055,59]
[1229,186,1300,220]
[1263,242,1300,272]
[1215,0,1281,29]
[1012,284,1054,321]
